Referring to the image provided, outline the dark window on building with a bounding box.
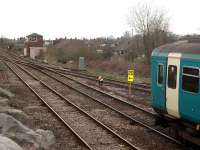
[29,36,36,41]
[168,65,177,89]
[182,67,199,93]
[158,64,163,84]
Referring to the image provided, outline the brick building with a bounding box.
[24,33,46,59]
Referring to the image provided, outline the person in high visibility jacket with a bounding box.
[98,76,103,86]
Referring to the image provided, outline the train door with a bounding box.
[166,53,181,118]
[151,57,167,112]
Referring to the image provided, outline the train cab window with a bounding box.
[157,64,163,84]
[168,65,177,89]
[182,67,199,93]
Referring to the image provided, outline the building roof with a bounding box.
[27,33,43,37]
[156,40,200,54]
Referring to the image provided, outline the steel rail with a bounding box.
[3,58,156,119]
[40,65,151,93]
[43,65,151,88]
[5,62,94,150]
[23,63,182,146]
[30,64,155,116]
[1,52,151,92]
[7,61,141,150]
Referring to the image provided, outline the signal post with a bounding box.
[128,69,134,97]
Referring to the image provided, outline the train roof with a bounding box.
[156,40,200,54]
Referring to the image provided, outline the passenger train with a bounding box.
[151,40,200,145]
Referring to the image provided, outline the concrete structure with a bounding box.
[24,33,46,59]
[79,57,85,70]
[96,49,104,54]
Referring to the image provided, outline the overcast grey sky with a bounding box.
[0,0,199,39]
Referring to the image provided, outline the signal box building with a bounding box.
[24,33,46,59]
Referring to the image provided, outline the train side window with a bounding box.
[168,65,177,89]
[157,64,163,84]
[182,67,199,93]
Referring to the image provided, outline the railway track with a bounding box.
[0,53,151,109]
[19,61,155,115]
[25,63,183,138]
[5,61,140,150]
[1,51,151,93]
[5,59,184,149]
[43,65,151,93]
[1,53,152,116]
[2,53,153,113]
[1,50,198,149]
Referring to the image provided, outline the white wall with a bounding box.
[30,47,46,59]
[24,48,27,56]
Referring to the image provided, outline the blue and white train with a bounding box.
[151,40,200,144]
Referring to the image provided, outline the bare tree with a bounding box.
[128,3,169,63]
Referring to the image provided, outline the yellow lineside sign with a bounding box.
[128,70,134,82]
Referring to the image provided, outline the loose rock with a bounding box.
[35,129,55,149]
[0,113,55,149]
[0,107,29,124]
[0,97,9,107]
[0,87,14,98]
[0,134,23,150]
